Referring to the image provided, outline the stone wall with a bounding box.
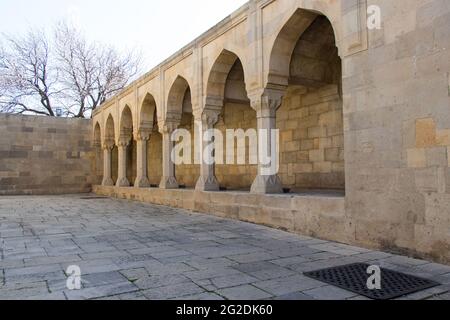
[0,114,94,195]
[90,0,450,264]
[215,101,258,190]
[277,85,344,191]
[343,0,450,263]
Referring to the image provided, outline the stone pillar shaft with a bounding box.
[134,131,151,188]
[159,123,179,189]
[116,139,130,187]
[102,143,114,186]
[250,90,284,194]
[195,109,220,192]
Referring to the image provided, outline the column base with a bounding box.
[195,175,220,192]
[116,177,130,187]
[134,176,150,188]
[250,175,283,194]
[159,176,179,189]
[102,177,114,187]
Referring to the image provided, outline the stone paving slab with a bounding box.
[0,194,449,300]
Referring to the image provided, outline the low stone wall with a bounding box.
[93,186,450,265]
[0,114,94,195]
[93,185,348,243]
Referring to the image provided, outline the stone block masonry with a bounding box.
[1,0,450,267]
[0,114,95,195]
[89,0,450,265]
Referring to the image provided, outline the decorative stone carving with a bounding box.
[249,87,285,117]
[195,175,220,192]
[250,174,283,194]
[159,176,179,189]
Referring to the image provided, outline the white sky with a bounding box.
[0,0,248,71]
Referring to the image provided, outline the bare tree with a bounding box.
[0,23,141,118]
[55,22,141,118]
[0,30,58,116]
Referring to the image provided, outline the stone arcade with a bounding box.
[1,0,450,265]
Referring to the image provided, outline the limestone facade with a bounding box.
[68,0,450,263]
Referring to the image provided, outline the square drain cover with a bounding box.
[304,263,439,300]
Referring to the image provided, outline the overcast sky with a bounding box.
[0,0,248,71]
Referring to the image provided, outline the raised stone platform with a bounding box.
[2,194,449,300]
[93,186,347,244]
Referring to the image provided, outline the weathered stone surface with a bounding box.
[0,114,94,195]
[0,195,447,300]
[2,0,450,275]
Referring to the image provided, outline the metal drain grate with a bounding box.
[304,263,439,300]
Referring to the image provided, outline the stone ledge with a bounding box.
[93,185,346,242]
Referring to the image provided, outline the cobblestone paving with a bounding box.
[0,194,449,300]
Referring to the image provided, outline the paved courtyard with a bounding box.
[0,195,450,300]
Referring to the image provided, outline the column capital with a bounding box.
[202,108,221,127]
[102,140,115,150]
[158,121,179,135]
[194,102,222,127]
[249,87,286,118]
[165,111,182,125]
[117,135,131,147]
[134,129,151,142]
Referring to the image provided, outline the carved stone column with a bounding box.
[102,141,114,187]
[250,89,285,194]
[195,108,221,192]
[159,122,179,189]
[134,130,151,188]
[116,136,131,187]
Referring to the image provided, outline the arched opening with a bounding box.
[128,141,137,186]
[140,93,162,187]
[211,56,257,191]
[273,13,345,193]
[175,86,199,188]
[140,94,156,128]
[206,50,256,191]
[119,105,135,186]
[93,122,103,185]
[148,112,163,187]
[105,114,117,184]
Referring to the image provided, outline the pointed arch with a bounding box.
[119,105,133,139]
[205,49,243,107]
[94,122,101,146]
[139,93,158,131]
[105,114,115,144]
[266,9,320,87]
[272,11,345,192]
[166,76,191,120]
[93,122,103,185]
